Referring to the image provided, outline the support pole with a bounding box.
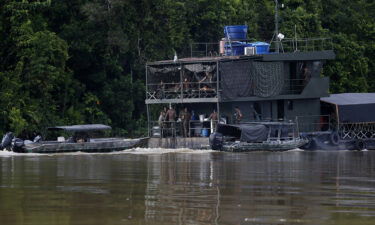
[180,63,183,102]
[274,0,279,53]
[145,65,150,137]
[146,104,150,137]
[216,61,220,120]
[145,65,148,98]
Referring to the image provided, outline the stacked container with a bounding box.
[223,25,270,56]
[224,25,248,40]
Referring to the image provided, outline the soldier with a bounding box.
[180,107,191,137]
[208,109,218,131]
[166,105,177,136]
[234,106,243,124]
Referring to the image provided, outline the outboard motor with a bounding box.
[209,132,224,150]
[33,135,42,143]
[12,138,25,151]
[1,132,14,150]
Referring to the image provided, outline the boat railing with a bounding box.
[296,115,332,133]
[267,137,296,142]
[281,79,306,95]
[149,120,218,138]
[188,38,333,58]
[338,122,375,140]
[146,81,218,100]
[146,78,306,101]
[296,116,375,140]
[270,38,333,53]
[190,42,221,58]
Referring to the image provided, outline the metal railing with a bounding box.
[270,38,333,53]
[146,78,308,100]
[296,115,332,133]
[149,120,218,138]
[338,122,375,140]
[146,81,218,100]
[280,79,307,95]
[297,116,375,140]
[188,38,333,58]
[190,42,220,58]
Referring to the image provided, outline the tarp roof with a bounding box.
[48,124,112,132]
[217,122,293,142]
[321,93,375,105]
[321,93,375,123]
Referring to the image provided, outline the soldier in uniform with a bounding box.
[234,106,243,124]
[180,107,191,137]
[208,109,218,131]
[166,105,177,136]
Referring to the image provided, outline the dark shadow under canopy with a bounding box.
[47,124,112,132]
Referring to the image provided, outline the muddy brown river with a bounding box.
[1,149,375,225]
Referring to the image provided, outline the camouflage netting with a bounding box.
[220,60,284,99]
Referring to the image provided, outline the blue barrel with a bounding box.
[250,41,270,54]
[201,129,209,137]
[224,25,248,40]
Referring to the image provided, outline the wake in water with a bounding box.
[0,148,215,157]
[2,148,360,157]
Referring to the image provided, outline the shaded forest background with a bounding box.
[0,0,374,136]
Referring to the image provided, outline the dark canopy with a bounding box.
[217,122,293,142]
[48,124,112,132]
[321,93,375,123]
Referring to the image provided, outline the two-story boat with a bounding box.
[144,24,335,150]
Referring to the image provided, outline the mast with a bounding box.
[274,0,280,53]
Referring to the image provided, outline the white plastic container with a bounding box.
[57,136,65,142]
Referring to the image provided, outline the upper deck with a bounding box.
[145,38,335,104]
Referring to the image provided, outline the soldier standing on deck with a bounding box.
[234,106,243,124]
[208,109,218,131]
[166,105,176,136]
[180,107,191,137]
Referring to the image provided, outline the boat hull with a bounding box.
[300,132,375,151]
[220,138,307,152]
[12,138,148,153]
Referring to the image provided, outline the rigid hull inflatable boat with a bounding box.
[209,122,307,152]
[1,124,148,153]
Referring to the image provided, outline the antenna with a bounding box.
[173,51,178,63]
[274,0,279,53]
[294,24,298,51]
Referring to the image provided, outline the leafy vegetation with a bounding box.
[0,0,374,136]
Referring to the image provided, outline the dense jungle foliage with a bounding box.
[0,0,374,136]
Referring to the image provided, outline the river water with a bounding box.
[1,148,375,225]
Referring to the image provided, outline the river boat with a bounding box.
[209,122,307,152]
[0,124,148,153]
[143,22,336,150]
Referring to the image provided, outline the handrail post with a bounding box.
[191,43,193,57]
[180,63,183,100]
